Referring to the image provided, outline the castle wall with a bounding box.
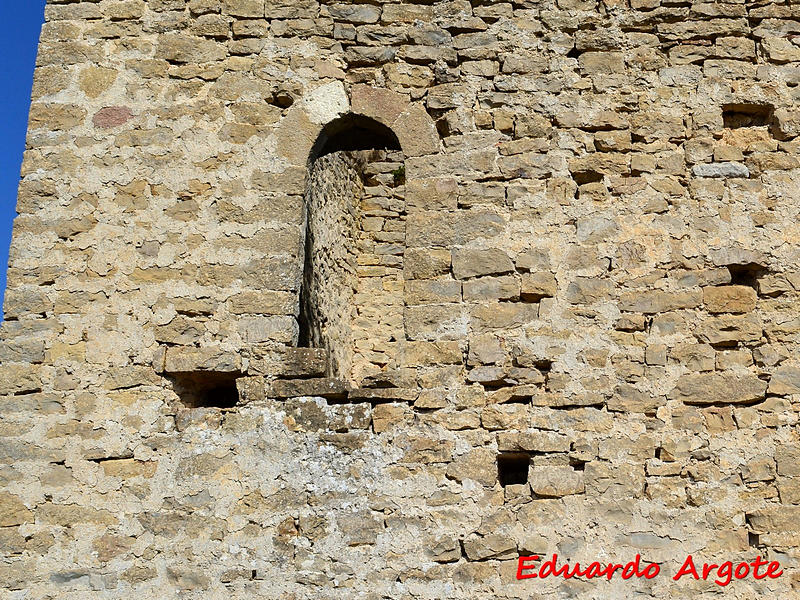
[2,0,800,597]
[300,151,364,378]
[301,149,406,384]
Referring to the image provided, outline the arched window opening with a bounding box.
[298,115,405,385]
[310,114,401,159]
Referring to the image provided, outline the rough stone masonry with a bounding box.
[3,0,800,598]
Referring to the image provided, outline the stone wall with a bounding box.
[350,149,406,383]
[300,151,363,379]
[301,148,406,384]
[2,0,800,597]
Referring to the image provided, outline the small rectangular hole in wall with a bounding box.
[497,453,531,487]
[728,263,768,290]
[572,170,604,186]
[169,372,241,408]
[722,103,774,129]
[748,532,760,547]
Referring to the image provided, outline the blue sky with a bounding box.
[0,1,46,315]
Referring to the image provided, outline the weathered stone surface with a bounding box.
[405,305,468,340]
[747,506,800,532]
[338,510,383,546]
[404,248,451,279]
[768,364,800,395]
[406,209,505,247]
[227,290,295,316]
[350,388,417,403]
[2,287,51,318]
[238,316,297,344]
[163,347,241,373]
[776,445,800,477]
[405,177,458,211]
[269,378,349,399]
[467,274,521,302]
[703,285,757,313]
[608,385,665,413]
[463,534,516,561]
[482,404,529,430]
[774,108,800,139]
[406,279,462,304]
[369,403,409,432]
[669,372,767,405]
[351,84,409,125]
[327,4,381,23]
[530,466,585,497]
[398,434,454,464]
[222,0,264,17]
[400,341,462,366]
[521,272,557,300]
[100,459,158,479]
[467,334,504,366]
[692,162,750,178]
[104,366,161,390]
[445,448,496,486]
[276,348,328,378]
[393,104,440,157]
[0,365,41,395]
[516,431,570,453]
[93,534,135,562]
[28,103,86,130]
[38,503,117,527]
[0,493,33,527]
[79,66,117,98]
[696,314,762,345]
[426,535,461,562]
[619,289,702,313]
[566,278,614,304]
[156,34,227,63]
[584,463,644,499]
[471,302,538,331]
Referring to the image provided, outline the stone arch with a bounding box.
[273,83,438,384]
[298,116,402,383]
[274,82,440,170]
[310,113,401,160]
